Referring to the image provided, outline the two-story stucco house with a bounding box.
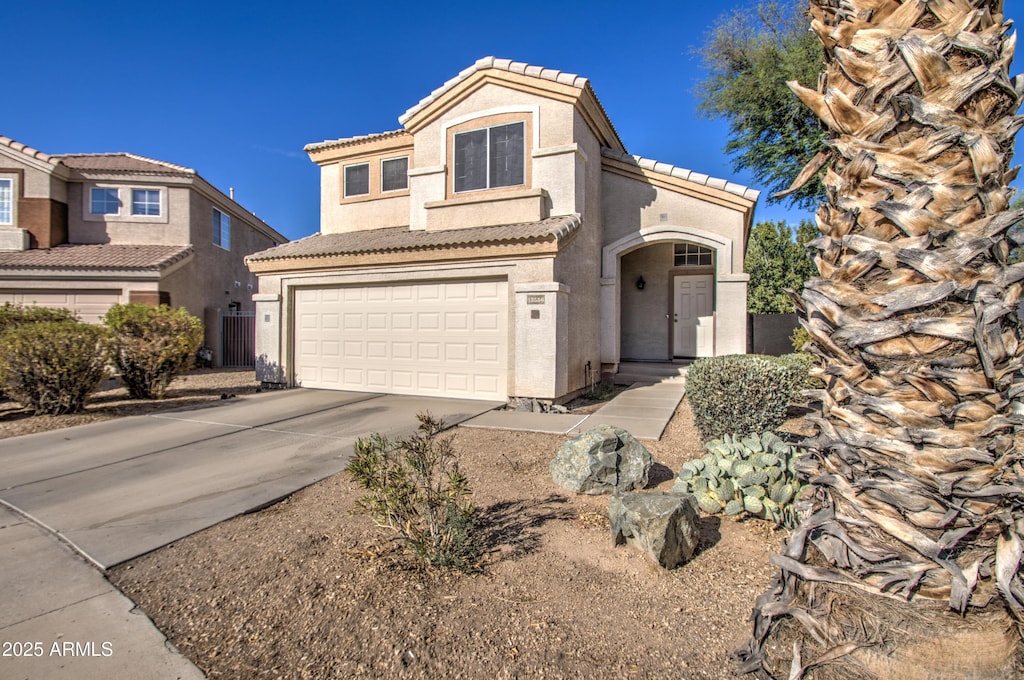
[0,135,287,362]
[247,57,759,403]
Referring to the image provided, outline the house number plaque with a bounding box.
[526,295,545,305]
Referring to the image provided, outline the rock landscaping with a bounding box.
[549,424,653,494]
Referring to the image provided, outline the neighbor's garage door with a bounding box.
[294,280,508,400]
[0,289,122,324]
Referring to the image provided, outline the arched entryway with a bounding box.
[599,225,749,372]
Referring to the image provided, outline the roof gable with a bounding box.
[397,57,625,152]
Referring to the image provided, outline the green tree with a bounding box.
[744,220,817,313]
[695,0,826,209]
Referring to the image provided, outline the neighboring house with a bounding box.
[0,136,287,363]
[247,57,759,402]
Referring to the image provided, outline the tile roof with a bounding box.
[304,129,411,154]
[0,244,194,271]
[601,149,761,202]
[54,153,195,175]
[247,214,581,262]
[399,57,592,126]
[0,135,58,165]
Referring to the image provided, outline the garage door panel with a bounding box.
[294,280,507,399]
[0,288,122,325]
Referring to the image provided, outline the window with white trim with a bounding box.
[674,243,714,267]
[90,187,120,215]
[381,156,408,192]
[344,163,370,197]
[131,189,160,216]
[453,121,525,193]
[0,178,11,225]
[213,208,230,250]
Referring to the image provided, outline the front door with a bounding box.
[673,274,714,357]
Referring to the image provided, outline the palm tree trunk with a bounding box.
[739,0,1024,676]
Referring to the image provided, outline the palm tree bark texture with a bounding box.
[738,0,1024,676]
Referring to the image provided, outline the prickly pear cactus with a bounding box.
[671,431,805,528]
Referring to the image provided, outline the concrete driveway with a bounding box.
[0,389,499,569]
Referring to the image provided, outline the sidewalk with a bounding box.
[460,379,687,440]
[0,504,204,679]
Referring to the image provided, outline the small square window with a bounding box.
[131,189,160,216]
[344,163,370,197]
[90,187,120,215]
[674,243,714,267]
[213,208,230,250]
[0,178,12,225]
[381,157,408,192]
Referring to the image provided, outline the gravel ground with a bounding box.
[88,376,783,680]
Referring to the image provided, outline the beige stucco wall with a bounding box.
[601,172,747,273]
[548,109,603,396]
[619,244,673,360]
[0,148,64,200]
[253,255,562,396]
[67,183,190,245]
[319,163,410,234]
[408,84,580,231]
[178,190,278,316]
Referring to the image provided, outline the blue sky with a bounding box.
[5,0,1023,241]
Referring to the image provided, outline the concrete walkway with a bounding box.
[0,389,498,679]
[460,379,687,440]
[0,504,204,679]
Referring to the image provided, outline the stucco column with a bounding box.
[254,293,284,384]
[513,282,569,399]
[599,276,619,369]
[714,274,749,355]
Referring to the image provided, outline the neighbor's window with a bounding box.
[213,208,230,250]
[453,121,524,193]
[381,156,409,192]
[90,187,120,215]
[674,243,713,267]
[131,189,160,216]
[344,163,370,197]
[0,178,11,224]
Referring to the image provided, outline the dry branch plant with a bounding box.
[738,1,1024,677]
[344,413,482,572]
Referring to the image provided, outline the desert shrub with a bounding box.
[0,303,77,332]
[672,431,805,528]
[790,324,812,352]
[345,413,482,571]
[104,304,204,399]
[0,321,109,415]
[686,354,803,442]
[770,351,822,391]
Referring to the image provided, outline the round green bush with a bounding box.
[686,354,804,442]
[0,321,109,415]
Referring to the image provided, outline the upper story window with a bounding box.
[381,156,409,192]
[453,121,524,193]
[90,187,120,215]
[344,163,370,197]
[674,243,714,267]
[213,208,231,250]
[131,189,161,216]
[0,178,12,225]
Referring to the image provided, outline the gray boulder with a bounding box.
[549,425,653,495]
[609,492,701,569]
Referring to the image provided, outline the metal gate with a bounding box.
[221,311,256,367]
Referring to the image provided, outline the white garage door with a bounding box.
[0,289,122,324]
[294,280,508,400]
